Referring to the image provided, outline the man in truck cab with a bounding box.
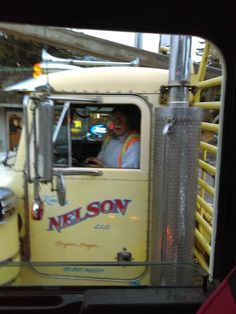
[85,105,141,168]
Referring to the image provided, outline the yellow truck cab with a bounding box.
[0,66,173,286]
[0,37,220,290]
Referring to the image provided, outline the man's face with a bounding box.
[111,111,129,136]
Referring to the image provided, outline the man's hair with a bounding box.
[112,105,141,132]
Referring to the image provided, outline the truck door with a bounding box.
[28,95,151,284]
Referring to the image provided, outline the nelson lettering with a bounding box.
[48,198,131,232]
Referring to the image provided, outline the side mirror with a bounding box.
[36,99,54,182]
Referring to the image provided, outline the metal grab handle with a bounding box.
[54,168,103,176]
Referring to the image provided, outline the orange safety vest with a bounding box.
[103,131,140,167]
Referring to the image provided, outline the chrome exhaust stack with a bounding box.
[152,35,202,285]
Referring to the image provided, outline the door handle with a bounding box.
[74,169,103,176]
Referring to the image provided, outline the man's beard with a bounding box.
[111,132,120,139]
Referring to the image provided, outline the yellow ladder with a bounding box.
[191,41,222,273]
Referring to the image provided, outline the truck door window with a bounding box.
[53,104,141,169]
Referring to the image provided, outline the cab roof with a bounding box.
[4,66,169,94]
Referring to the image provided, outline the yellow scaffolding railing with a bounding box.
[191,41,222,274]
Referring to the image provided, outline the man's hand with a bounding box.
[84,157,104,167]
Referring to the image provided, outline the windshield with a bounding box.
[0,25,224,290]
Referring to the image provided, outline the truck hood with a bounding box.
[0,151,16,167]
[0,161,24,200]
[0,164,16,187]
